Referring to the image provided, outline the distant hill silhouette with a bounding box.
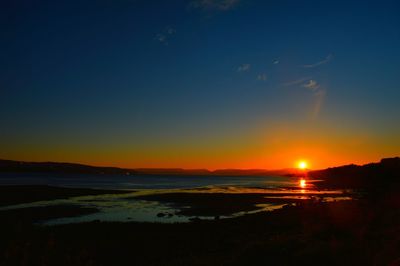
[309,157,400,189]
[0,159,301,177]
[0,159,138,175]
[1,158,399,183]
[211,168,306,176]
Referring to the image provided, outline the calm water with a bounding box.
[0,173,351,224]
[0,172,295,189]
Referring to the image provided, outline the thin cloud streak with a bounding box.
[302,54,333,68]
[283,77,311,87]
[302,79,320,91]
[284,77,326,120]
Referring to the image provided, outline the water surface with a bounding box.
[0,173,352,224]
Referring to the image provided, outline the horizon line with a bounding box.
[1,157,398,172]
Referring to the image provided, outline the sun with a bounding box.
[298,161,308,170]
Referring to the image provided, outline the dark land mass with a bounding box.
[0,185,129,207]
[1,157,400,265]
[134,192,344,216]
[0,159,304,176]
[0,159,138,175]
[1,196,400,266]
[0,205,98,225]
[1,157,398,178]
[310,157,400,191]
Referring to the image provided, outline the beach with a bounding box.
[1,184,399,265]
[0,174,349,224]
[1,158,400,265]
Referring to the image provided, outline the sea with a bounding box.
[0,172,295,190]
[0,173,350,224]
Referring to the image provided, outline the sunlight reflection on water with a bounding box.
[0,175,353,225]
[0,186,352,225]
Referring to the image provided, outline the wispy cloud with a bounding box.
[302,54,333,68]
[283,77,311,87]
[302,79,320,91]
[272,59,279,65]
[155,26,176,45]
[190,0,240,11]
[237,63,250,72]
[284,77,326,119]
[257,73,267,81]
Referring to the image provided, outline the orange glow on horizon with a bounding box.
[3,123,398,170]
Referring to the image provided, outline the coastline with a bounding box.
[0,186,399,265]
[0,182,398,265]
[0,185,129,207]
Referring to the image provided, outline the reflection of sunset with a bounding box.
[299,179,306,189]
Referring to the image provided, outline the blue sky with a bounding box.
[1,0,400,168]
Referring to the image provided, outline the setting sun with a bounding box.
[298,161,308,169]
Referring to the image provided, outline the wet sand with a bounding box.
[1,197,400,265]
[134,191,346,216]
[0,185,350,222]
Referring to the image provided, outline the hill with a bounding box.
[309,157,400,189]
[0,159,298,176]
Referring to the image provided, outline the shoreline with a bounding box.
[0,184,399,265]
[1,196,399,265]
[133,191,350,217]
[0,185,352,222]
[0,185,130,207]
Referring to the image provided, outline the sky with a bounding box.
[1,0,400,169]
